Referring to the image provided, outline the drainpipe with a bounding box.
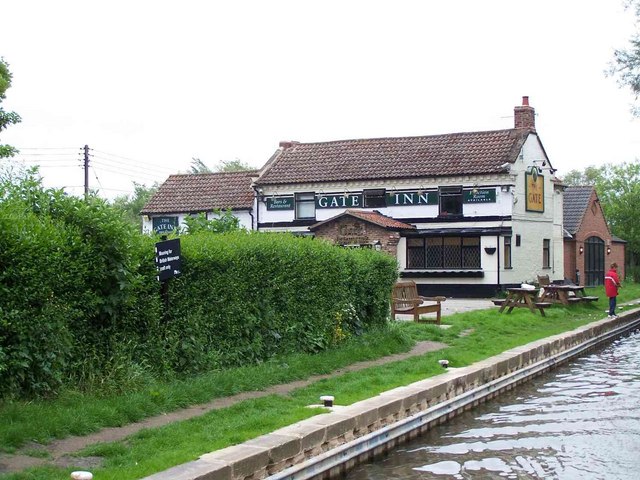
[496,234,501,291]
[252,187,261,231]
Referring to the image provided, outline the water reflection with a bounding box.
[345,330,640,479]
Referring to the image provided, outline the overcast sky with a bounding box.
[1,0,639,199]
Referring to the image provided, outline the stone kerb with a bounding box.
[144,310,640,480]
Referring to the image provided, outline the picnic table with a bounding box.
[539,284,598,306]
[496,287,551,316]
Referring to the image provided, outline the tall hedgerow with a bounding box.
[0,170,162,397]
[0,170,398,398]
[161,232,398,372]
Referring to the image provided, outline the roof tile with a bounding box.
[257,129,529,185]
[141,171,257,214]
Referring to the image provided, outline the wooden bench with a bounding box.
[491,299,506,306]
[392,280,446,324]
[582,296,599,302]
[535,302,552,309]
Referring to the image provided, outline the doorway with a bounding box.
[584,236,605,286]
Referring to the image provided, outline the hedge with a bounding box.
[0,174,398,398]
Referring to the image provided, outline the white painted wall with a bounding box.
[501,134,563,284]
[143,209,254,234]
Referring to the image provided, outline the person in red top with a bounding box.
[604,262,622,318]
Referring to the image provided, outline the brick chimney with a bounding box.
[514,96,535,131]
[279,141,298,149]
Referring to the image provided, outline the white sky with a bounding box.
[1,0,639,199]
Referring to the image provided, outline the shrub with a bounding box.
[0,171,398,397]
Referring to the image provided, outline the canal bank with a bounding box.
[144,308,640,480]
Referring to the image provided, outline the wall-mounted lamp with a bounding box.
[579,246,584,255]
[607,246,611,255]
[501,185,510,193]
[373,240,382,251]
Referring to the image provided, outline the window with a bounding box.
[364,189,387,208]
[543,238,550,268]
[439,186,463,216]
[406,238,425,268]
[407,236,481,269]
[504,236,512,269]
[295,192,315,219]
[516,234,521,247]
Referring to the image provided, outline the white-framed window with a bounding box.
[295,192,315,219]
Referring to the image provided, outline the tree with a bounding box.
[182,209,241,234]
[111,182,158,230]
[190,157,212,174]
[214,158,253,172]
[609,0,640,115]
[0,58,21,158]
[563,161,640,268]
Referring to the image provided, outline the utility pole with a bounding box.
[83,144,89,198]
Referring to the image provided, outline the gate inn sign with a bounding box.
[152,216,179,234]
[155,238,182,281]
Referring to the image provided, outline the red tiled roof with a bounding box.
[310,209,415,231]
[140,171,257,215]
[256,129,529,185]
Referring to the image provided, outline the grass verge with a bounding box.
[1,283,639,479]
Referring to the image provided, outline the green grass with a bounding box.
[1,283,638,480]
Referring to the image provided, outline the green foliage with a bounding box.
[214,158,253,172]
[609,0,640,115]
[111,182,158,231]
[162,233,398,371]
[189,157,212,174]
[0,58,21,158]
[563,160,640,265]
[181,209,242,234]
[0,171,397,398]
[0,170,163,397]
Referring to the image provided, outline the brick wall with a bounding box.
[312,217,400,257]
[567,191,625,281]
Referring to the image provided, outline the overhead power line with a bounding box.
[91,148,177,173]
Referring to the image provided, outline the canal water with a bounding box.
[345,329,640,480]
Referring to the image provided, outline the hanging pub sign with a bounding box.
[152,216,179,234]
[266,196,294,210]
[464,188,496,203]
[525,172,544,212]
[155,238,182,281]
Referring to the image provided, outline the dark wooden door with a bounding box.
[584,236,605,286]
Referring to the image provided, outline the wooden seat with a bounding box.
[534,302,552,308]
[392,280,446,324]
[492,299,506,306]
[568,297,583,304]
[537,274,550,287]
[582,296,599,302]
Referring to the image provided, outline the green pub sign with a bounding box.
[266,196,294,210]
[387,191,437,206]
[463,188,496,203]
[317,194,363,208]
[152,216,179,233]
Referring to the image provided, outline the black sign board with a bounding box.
[155,238,182,281]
